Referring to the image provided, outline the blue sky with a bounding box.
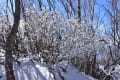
[0,0,106,12]
[0,0,107,23]
[0,0,107,20]
[0,0,110,33]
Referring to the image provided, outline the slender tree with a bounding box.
[78,0,81,22]
[104,0,120,49]
[5,0,21,80]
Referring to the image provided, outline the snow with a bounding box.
[0,59,96,80]
[111,64,120,79]
[13,60,54,80]
[0,49,94,80]
[0,59,54,80]
[98,64,120,80]
[0,65,5,80]
[99,65,106,74]
[63,65,95,80]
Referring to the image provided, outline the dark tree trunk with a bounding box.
[5,0,21,80]
[78,0,81,23]
[38,0,42,11]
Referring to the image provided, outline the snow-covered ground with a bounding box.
[0,59,95,80]
[63,65,95,80]
[0,60,54,80]
[0,49,96,80]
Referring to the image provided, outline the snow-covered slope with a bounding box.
[0,60,54,80]
[0,59,96,80]
[13,61,54,80]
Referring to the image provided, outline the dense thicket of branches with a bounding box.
[0,0,119,80]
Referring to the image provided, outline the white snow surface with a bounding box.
[0,59,96,80]
[14,61,54,80]
[63,65,95,80]
[0,60,54,80]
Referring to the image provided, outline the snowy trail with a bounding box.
[63,65,95,80]
[0,60,95,80]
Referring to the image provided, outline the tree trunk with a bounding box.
[78,0,81,23]
[5,0,21,80]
